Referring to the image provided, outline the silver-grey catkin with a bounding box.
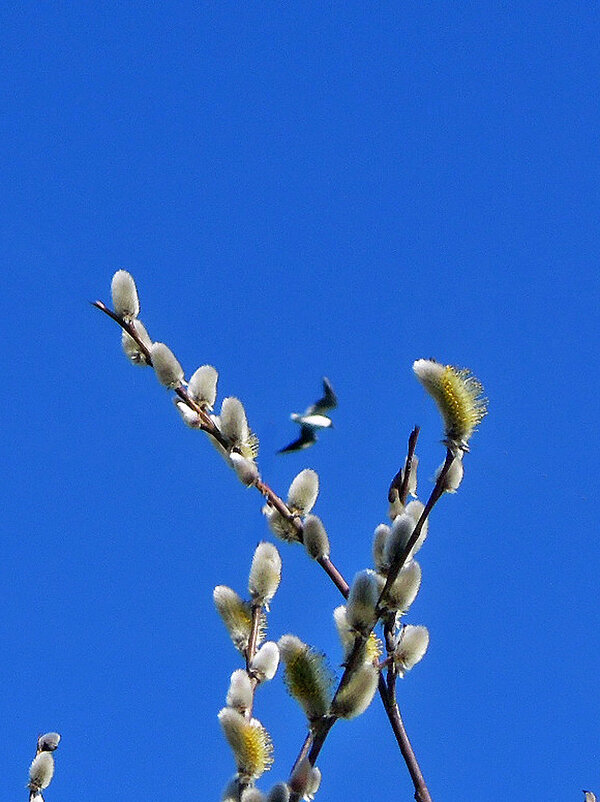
[189,364,218,409]
[122,319,152,365]
[383,560,422,614]
[303,515,330,560]
[331,663,379,720]
[305,766,321,801]
[226,669,254,712]
[214,585,254,652]
[405,500,429,559]
[436,455,464,493]
[333,605,354,657]
[346,570,380,634]
[174,399,202,428]
[287,469,319,515]
[394,624,430,677]
[220,397,249,446]
[111,269,140,319]
[248,542,282,607]
[28,752,55,791]
[383,513,416,571]
[230,452,259,486]
[241,789,267,802]
[266,783,291,802]
[289,757,312,797]
[151,342,184,389]
[251,641,280,682]
[37,732,61,753]
[372,523,391,573]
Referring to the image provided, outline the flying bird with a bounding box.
[278,377,338,454]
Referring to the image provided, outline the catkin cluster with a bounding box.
[27,732,60,802]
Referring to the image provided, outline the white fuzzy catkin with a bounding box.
[189,364,218,409]
[241,789,267,802]
[230,452,259,486]
[346,570,380,634]
[289,757,312,797]
[436,455,464,493]
[262,505,300,543]
[121,319,152,365]
[305,766,321,801]
[218,708,273,779]
[37,732,61,752]
[333,605,354,657]
[111,269,140,319]
[151,342,184,389]
[302,515,330,560]
[404,500,429,559]
[384,513,416,571]
[221,397,249,446]
[266,783,290,802]
[394,624,430,677]
[331,663,379,719]
[384,560,422,614]
[251,641,280,682]
[227,669,254,712]
[174,399,202,428]
[214,585,254,652]
[248,542,282,606]
[372,524,391,573]
[28,752,55,791]
[287,469,319,515]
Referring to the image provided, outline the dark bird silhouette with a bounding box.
[278,377,337,453]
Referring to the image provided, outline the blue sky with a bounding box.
[2,3,599,800]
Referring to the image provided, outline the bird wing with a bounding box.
[306,377,337,415]
[277,425,317,454]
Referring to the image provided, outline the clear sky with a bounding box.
[2,3,599,800]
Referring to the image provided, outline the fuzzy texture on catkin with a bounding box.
[28,752,55,791]
[37,732,61,752]
[384,513,416,570]
[266,782,291,802]
[251,641,280,682]
[346,569,380,635]
[241,787,267,802]
[220,397,259,459]
[218,708,274,779]
[331,663,380,719]
[174,399,202,428]
[214,585,257,652]
[302,515,330,559]
[394,624,430,676]
[248,542,282,606]
[263,505,301,543]
[151,342,184,388]
[230,452,260,486]
[227,669,254,712]
[122,319,152,365]
[287,469,319,515]
[111,269,140,319]
[278,634,333,720]
[372,523,391,573]
[383,560,422,614]
[188,364,218,408]
[437,455,464,492]
[413,358,487,449]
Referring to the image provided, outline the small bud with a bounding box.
[584,793,597,802]
[266,783,290,802]
[28,752,54,791]
[305,766,321,801]
[37,732,61,753]
[287,469,319,515]
[331,663,379,720]
[174,399,202,428]
[413,359,487,451]
[251,641,280,682]
[346,570,380,635]
[394,624,430,677]
[189,364,219,409]
[384,514,415,572]
[436,455,464,493]
[372,524,391,573]
[241,789,266,802]
[151,342,184,389]
[303,515,330,560]
[111,269,140,319]
[248,542,282,607]
[218,708,273,780]
[214,585,259,653]
[231,452,260,486]
[404,455,419,497]
[278,635,333,721]
[289,757,313,798]
[122,319,152,365]
[383,560,422,614]
[227,669,253,713]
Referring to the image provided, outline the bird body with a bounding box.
[278,378,337,454]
